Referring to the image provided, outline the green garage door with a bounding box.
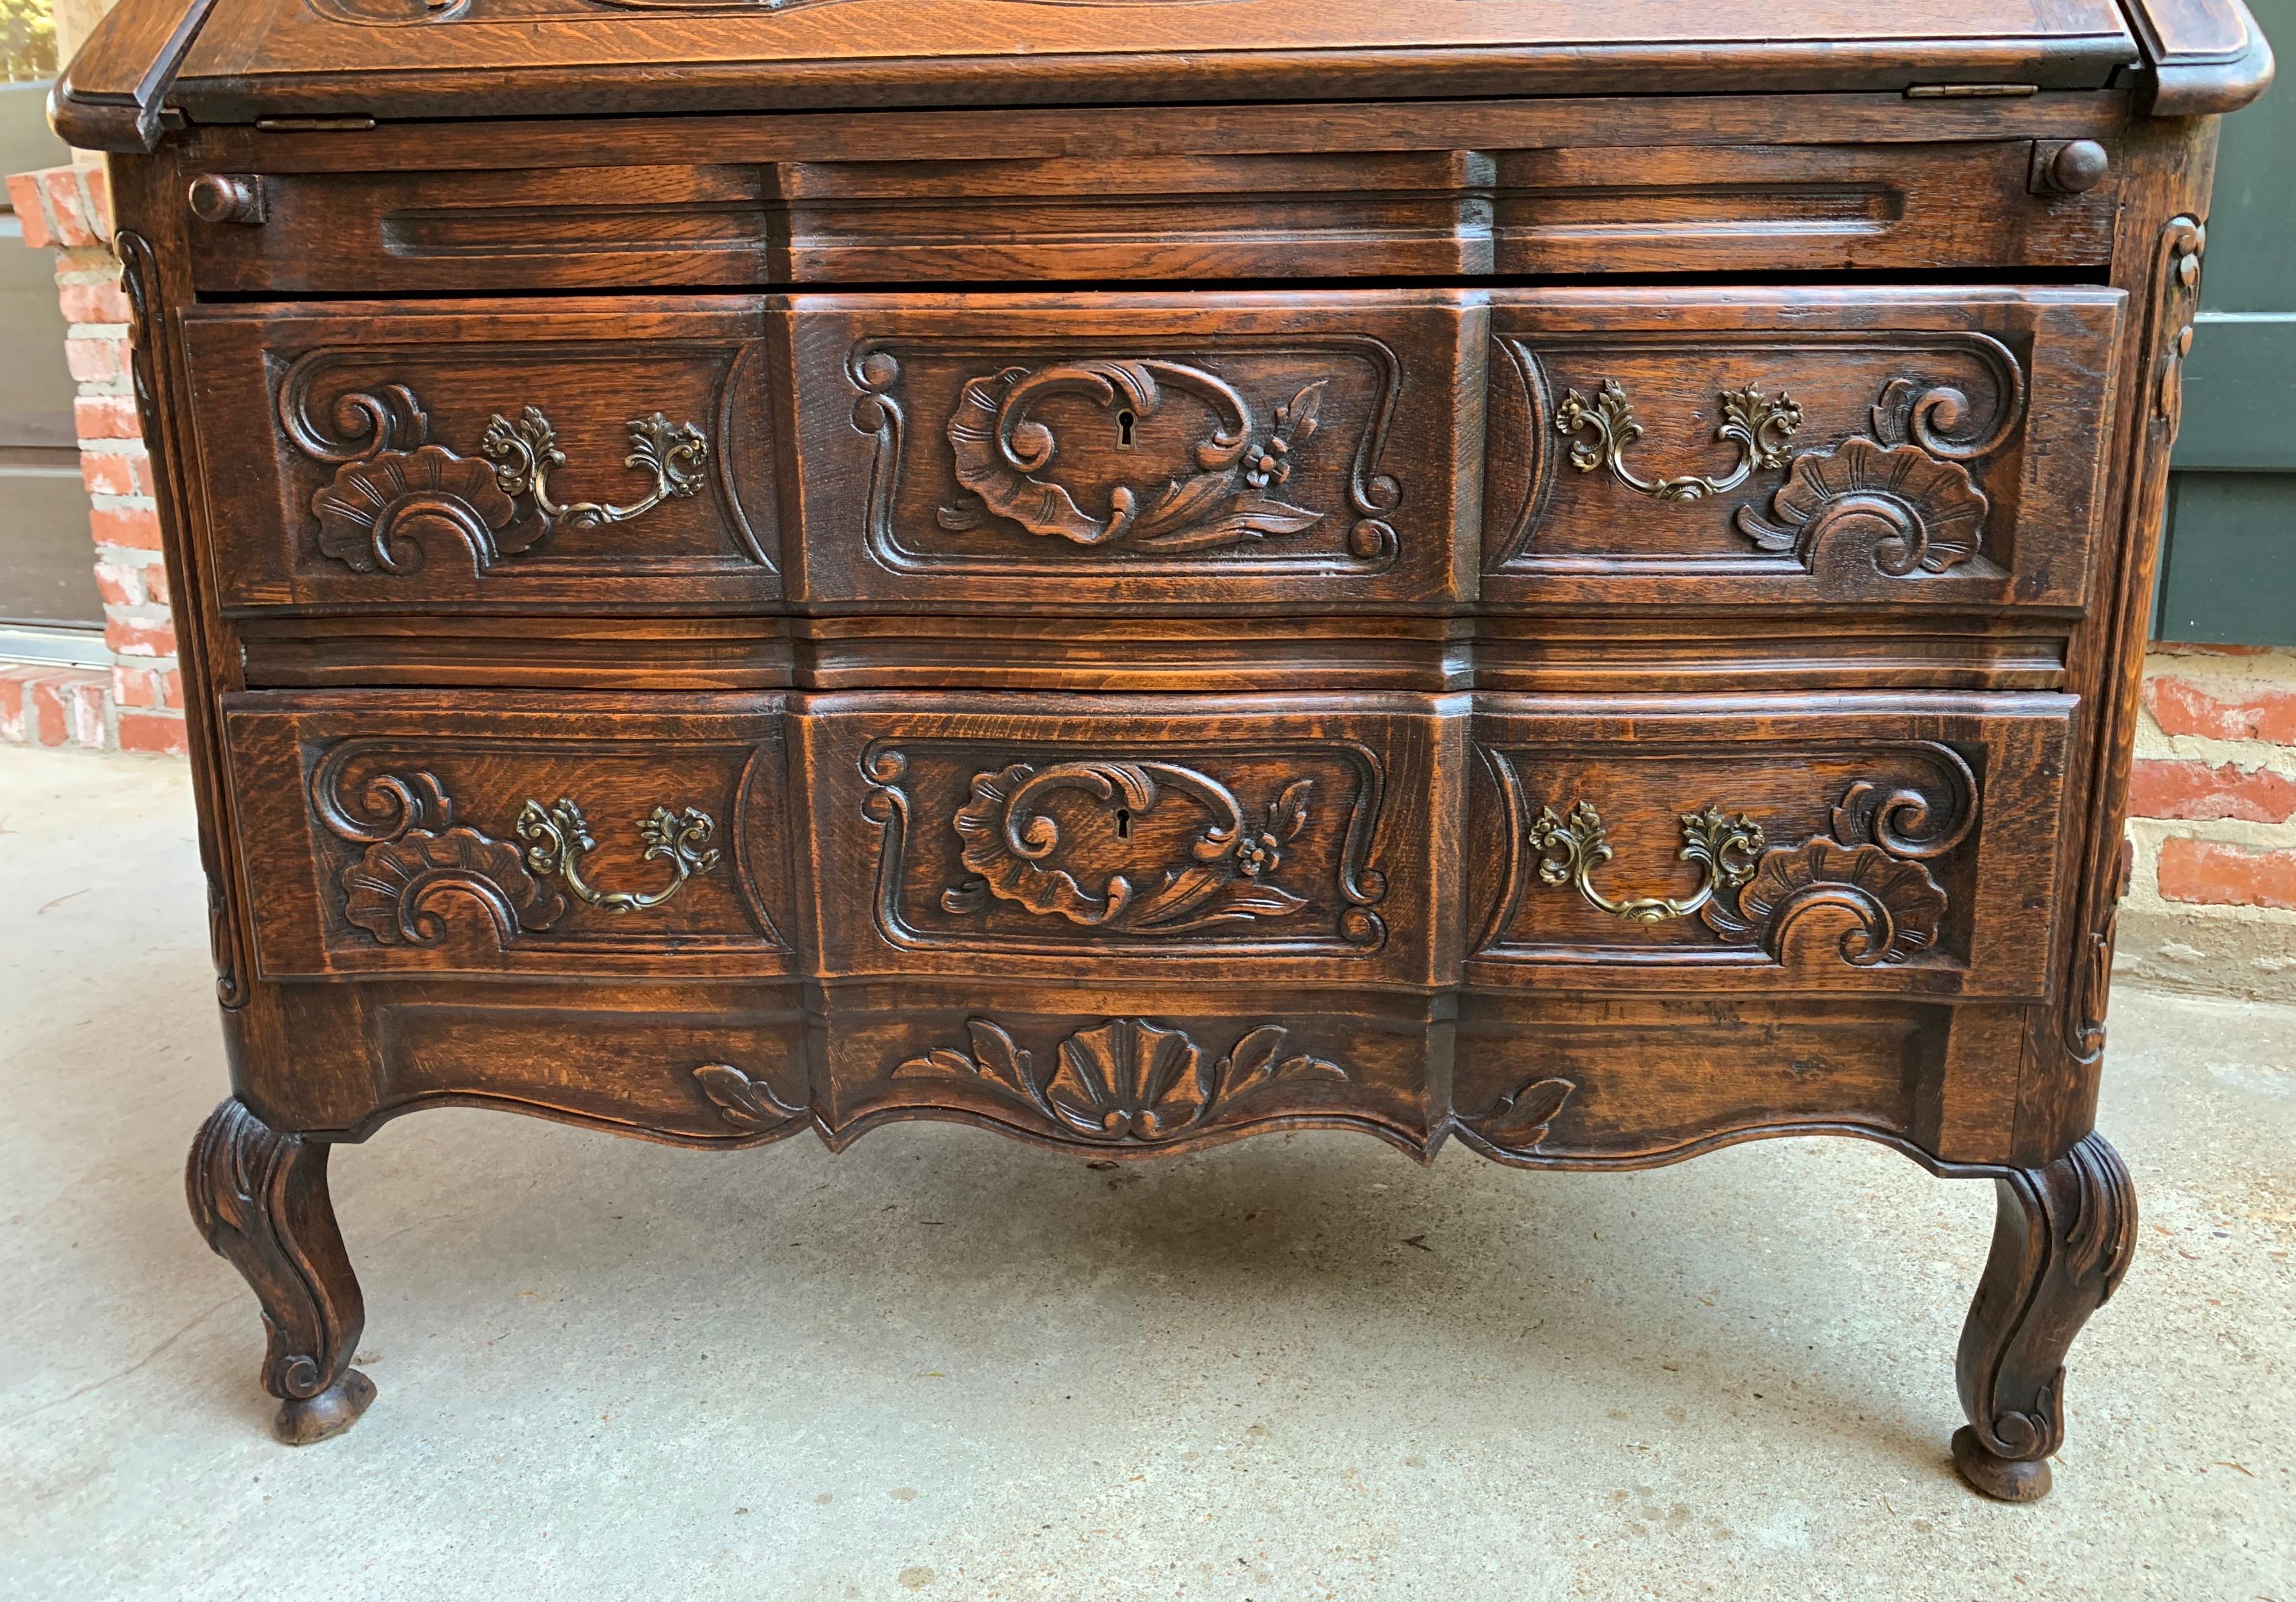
[2153,0,2295,646]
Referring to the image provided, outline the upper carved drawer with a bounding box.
[785,291,1482,610]
[177,138,2118,294]
[1481,287,2125,612]
[182,299,781,612]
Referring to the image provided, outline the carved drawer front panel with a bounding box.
[784,291,1482,609]
[1483,287,2123,611]
[814,982,1446,1156]
[186,165,779,296]
[1453,996,2015,1167]
[800,691,1464,987]
[1467,693,2074,998]
[181,298,780,612]
[222,693,797,980]
[1487,143,2117,275]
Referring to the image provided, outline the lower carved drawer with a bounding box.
[1466,692,2074,997]
[222,692,799,979]
[799,690,1461,988]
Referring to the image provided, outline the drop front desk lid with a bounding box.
[49,0,2277,153]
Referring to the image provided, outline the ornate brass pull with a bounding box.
[515,798,719,914]
[1530,801,1767,923]
[1557,381,1801,501]
[481,408,708,534]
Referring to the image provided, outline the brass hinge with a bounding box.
[1905,83,2040,99]
[254,115,379,133]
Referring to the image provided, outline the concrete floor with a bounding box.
[1,746,2290,1602]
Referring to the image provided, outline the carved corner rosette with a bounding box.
[310,743,719,949]
[1495,744,1976,970]
[851,340,1402,569]
[863,741,1388,954]
[1734,339,2026,578]
[888,1016,1347,1144]
[278,353,708,576]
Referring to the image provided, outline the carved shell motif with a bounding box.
[893,1016,1344,1144]
[1734,436,1990,577]
[339,827,567,946]
[311,444,528,575]
[1720,837,1949,967]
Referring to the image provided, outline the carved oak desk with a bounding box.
[56,0,2271,1500]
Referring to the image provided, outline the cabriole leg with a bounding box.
[1952,1132,2137,1502]
[186,1099,375,1444]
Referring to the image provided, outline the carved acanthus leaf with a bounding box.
[693,1063,807,1132]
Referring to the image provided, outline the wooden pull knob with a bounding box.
[2041,140,2110,195]
[188,174,266,225]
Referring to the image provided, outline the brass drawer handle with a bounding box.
[285,362,711,575]
[516,798,720,913]
[1557,380,1801,501]
[1530,800,1766,923]
[481,407,709,533]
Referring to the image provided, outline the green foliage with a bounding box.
[3,0,58,83]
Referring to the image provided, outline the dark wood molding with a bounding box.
[2120,0,2277,114]
[47,0,217,152]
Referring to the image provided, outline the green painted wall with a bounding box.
[2155,0,2295,644]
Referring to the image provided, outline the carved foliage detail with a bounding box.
[693,1063,808,1133]
[865,742,1389,953]
[938,761,1323,935]
[891,1017,1346,1144]
[852,342,1403,568]
[1459,1076,1577,1158]
[278,354,708,575]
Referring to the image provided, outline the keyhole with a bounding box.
[1116,409,1137,448]
[1115,807,1132,840]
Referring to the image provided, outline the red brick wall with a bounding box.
[2118,645,2296,1000]
[3,162,185,756]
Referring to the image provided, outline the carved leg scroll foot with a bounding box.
[187,1099,373,1444]
[1952,1132,2137,1502]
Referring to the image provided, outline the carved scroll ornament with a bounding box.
[891,1016,1346,1144]
[279,357,708,575]
[864,742,1388,952]
[1508,749,1976,968]
[311,747,718,947]
[1734,350,2026,577]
